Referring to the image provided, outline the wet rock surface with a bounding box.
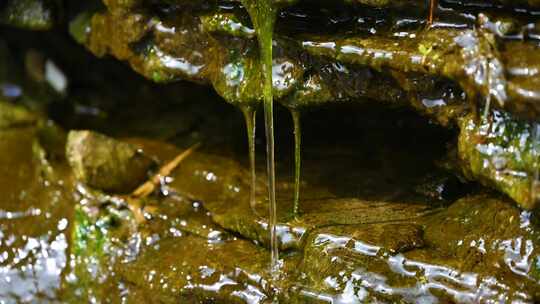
[298,195,540,303]
[50,0,540,210]
[3,0,540,209]
[0,101,38,129]
[66,130,156,193]
[0,85,540,302]
[0,110,73,302]
[63,134,540,303]
[2,0,540,302]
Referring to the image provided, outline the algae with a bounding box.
[64,0,540,211]
[3,0,540,302]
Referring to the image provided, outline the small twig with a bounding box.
[126,197,146,224]
[124,142,201,224]
[132,142,201,198]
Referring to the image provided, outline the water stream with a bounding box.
[531,123,540,207]
[428,0,437,25]
[240,0,280,274]
[291,109,301,217]
[242,106,258,214]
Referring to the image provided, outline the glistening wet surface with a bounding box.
[0,127,73,302]
[2,5,540,300]
[1,89,540,302]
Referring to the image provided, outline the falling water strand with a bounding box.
[291,110,302,218]
[259,9,279,276]
[482,95,491,121]
[482,57,493,121]
[428,0,438,25]
[531,123,540,205]
[241,0,280,275]
[242,106,258,215]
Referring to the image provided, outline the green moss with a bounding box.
[458,110,540,209]
[201,13,255,39]
[72,207,106,257]
[65,201,137,302]
[66,207,109,301]
[211,47,265,106]
[0,102,38,129]
[69,12,94,44]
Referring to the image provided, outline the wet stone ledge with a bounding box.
[58,0,540,210]
[3,1,540,302]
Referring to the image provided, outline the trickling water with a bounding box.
[291,110,301,217]
[241,0,280,274]
[242,106,258,214]
[531,123,540,206]
[428,0,437,25]
[482,95,491,121]
[482,52,493,121]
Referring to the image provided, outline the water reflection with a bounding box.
[0,223,68,302]
[298,198,540,303]
[0,126,74,303]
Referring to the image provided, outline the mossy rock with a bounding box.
[66,130,156,193]
[0,102,38,129]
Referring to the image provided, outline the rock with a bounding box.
[297,223,427,303]
[117,236,281,303]
[423,195,540,282]
[65,206,124,302]
[68,183,295,303]
[0,102,37,129]
[2,1,540,302]
[65,136,540,303]
[66,130,155,193]
[295,195,540,303]
[157,146,435,250]
[0,110,77,303]
[61,0,540,210]
[458,111,540,209]
[144,194,233,243]
[70,1,540,118]
[211,196,433,251]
